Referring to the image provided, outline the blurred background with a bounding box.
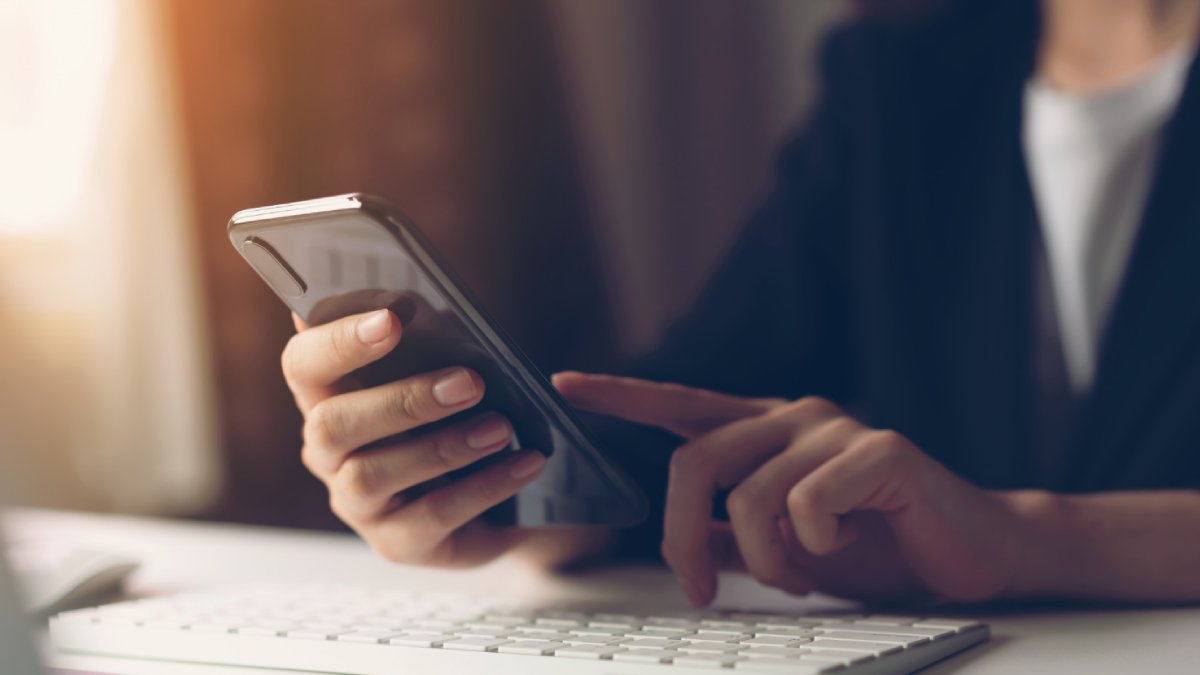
[0,0,845,529]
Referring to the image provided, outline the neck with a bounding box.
[1039,0,1200,93]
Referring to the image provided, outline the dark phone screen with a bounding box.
[231,200,645,527]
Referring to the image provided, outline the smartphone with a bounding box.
[228,193,646,527]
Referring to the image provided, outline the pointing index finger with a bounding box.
[553,372,771,439]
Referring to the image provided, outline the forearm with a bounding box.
[1007,489,1200,602]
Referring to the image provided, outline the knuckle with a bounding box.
[280,335,304,383]
[812,415,860,442]
[304,400,345,453]
[790,396,840,419]
[659,539,685,570]
[300,444,322,476]
[786,483,818,519]
[338,455,384,504]
[328,490,353,523]
[424,434,456,472]
[387,383,430,424]
[669,444,713,482]
[412,498,452,536]
[473,474,502,506]
[369,535,412,565]
[873,428,906,449]
[725,484,761,522]
[854,429,908,461]
[329,322,361,366]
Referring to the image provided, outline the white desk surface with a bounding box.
[6,508,1199,674]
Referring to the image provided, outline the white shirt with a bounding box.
[1022,45,1193,394]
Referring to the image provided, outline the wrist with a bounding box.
[995,489,1076,599]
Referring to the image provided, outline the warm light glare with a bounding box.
[0,0,117,235]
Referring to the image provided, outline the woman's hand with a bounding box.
[554,372,1038,606]
[282,309,550,568]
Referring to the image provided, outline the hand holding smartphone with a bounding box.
[229,194,646,542]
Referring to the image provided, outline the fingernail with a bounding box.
[466,416,512,449]
[508,451,545,480]
[356,310,391,344]
[432,369,477,406]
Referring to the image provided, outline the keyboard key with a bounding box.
[414,618,459,629]
[742,646,812,659]
[403,625,454,636]
[755,620,826,630]
[755,627,818,640]
[441,637,512,652]
[626,629,692,639]
[802,651,875,666]
[612,648,677,664]
[913,618,983,633]
[497,641,562,655]
[589,620,640,630]
[620,637,689,649]
[337,631,400,644]
[736,659,839,673]
[568,626,628,637]
[818,631,930,647]
[674,653,746,668]
[235,624,295,637]
[463,618,526,630]
[517,625,569,635]
[823,624,951,639]
[535,618,583,628]
[743,636,810,647]
[701,619,755,630]
[452,627,515,639]
[809,638,903,655]
[554,644,627,660]
[645,618,703,630]
[690,632,747,643]
[285,628,348,640]
[562,634,620,646]
[695,628,750,638]
[679,642,742,654]
[517,631,571,642]
[387,633,453,648]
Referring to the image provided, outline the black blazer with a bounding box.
[615,0,1200,517]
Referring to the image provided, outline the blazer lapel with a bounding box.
[1068,54,1200,490]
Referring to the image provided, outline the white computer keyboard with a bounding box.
[49,585,988,674]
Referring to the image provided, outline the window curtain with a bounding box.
[0,0,219,513]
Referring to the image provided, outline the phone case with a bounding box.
[228,193,647,527]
